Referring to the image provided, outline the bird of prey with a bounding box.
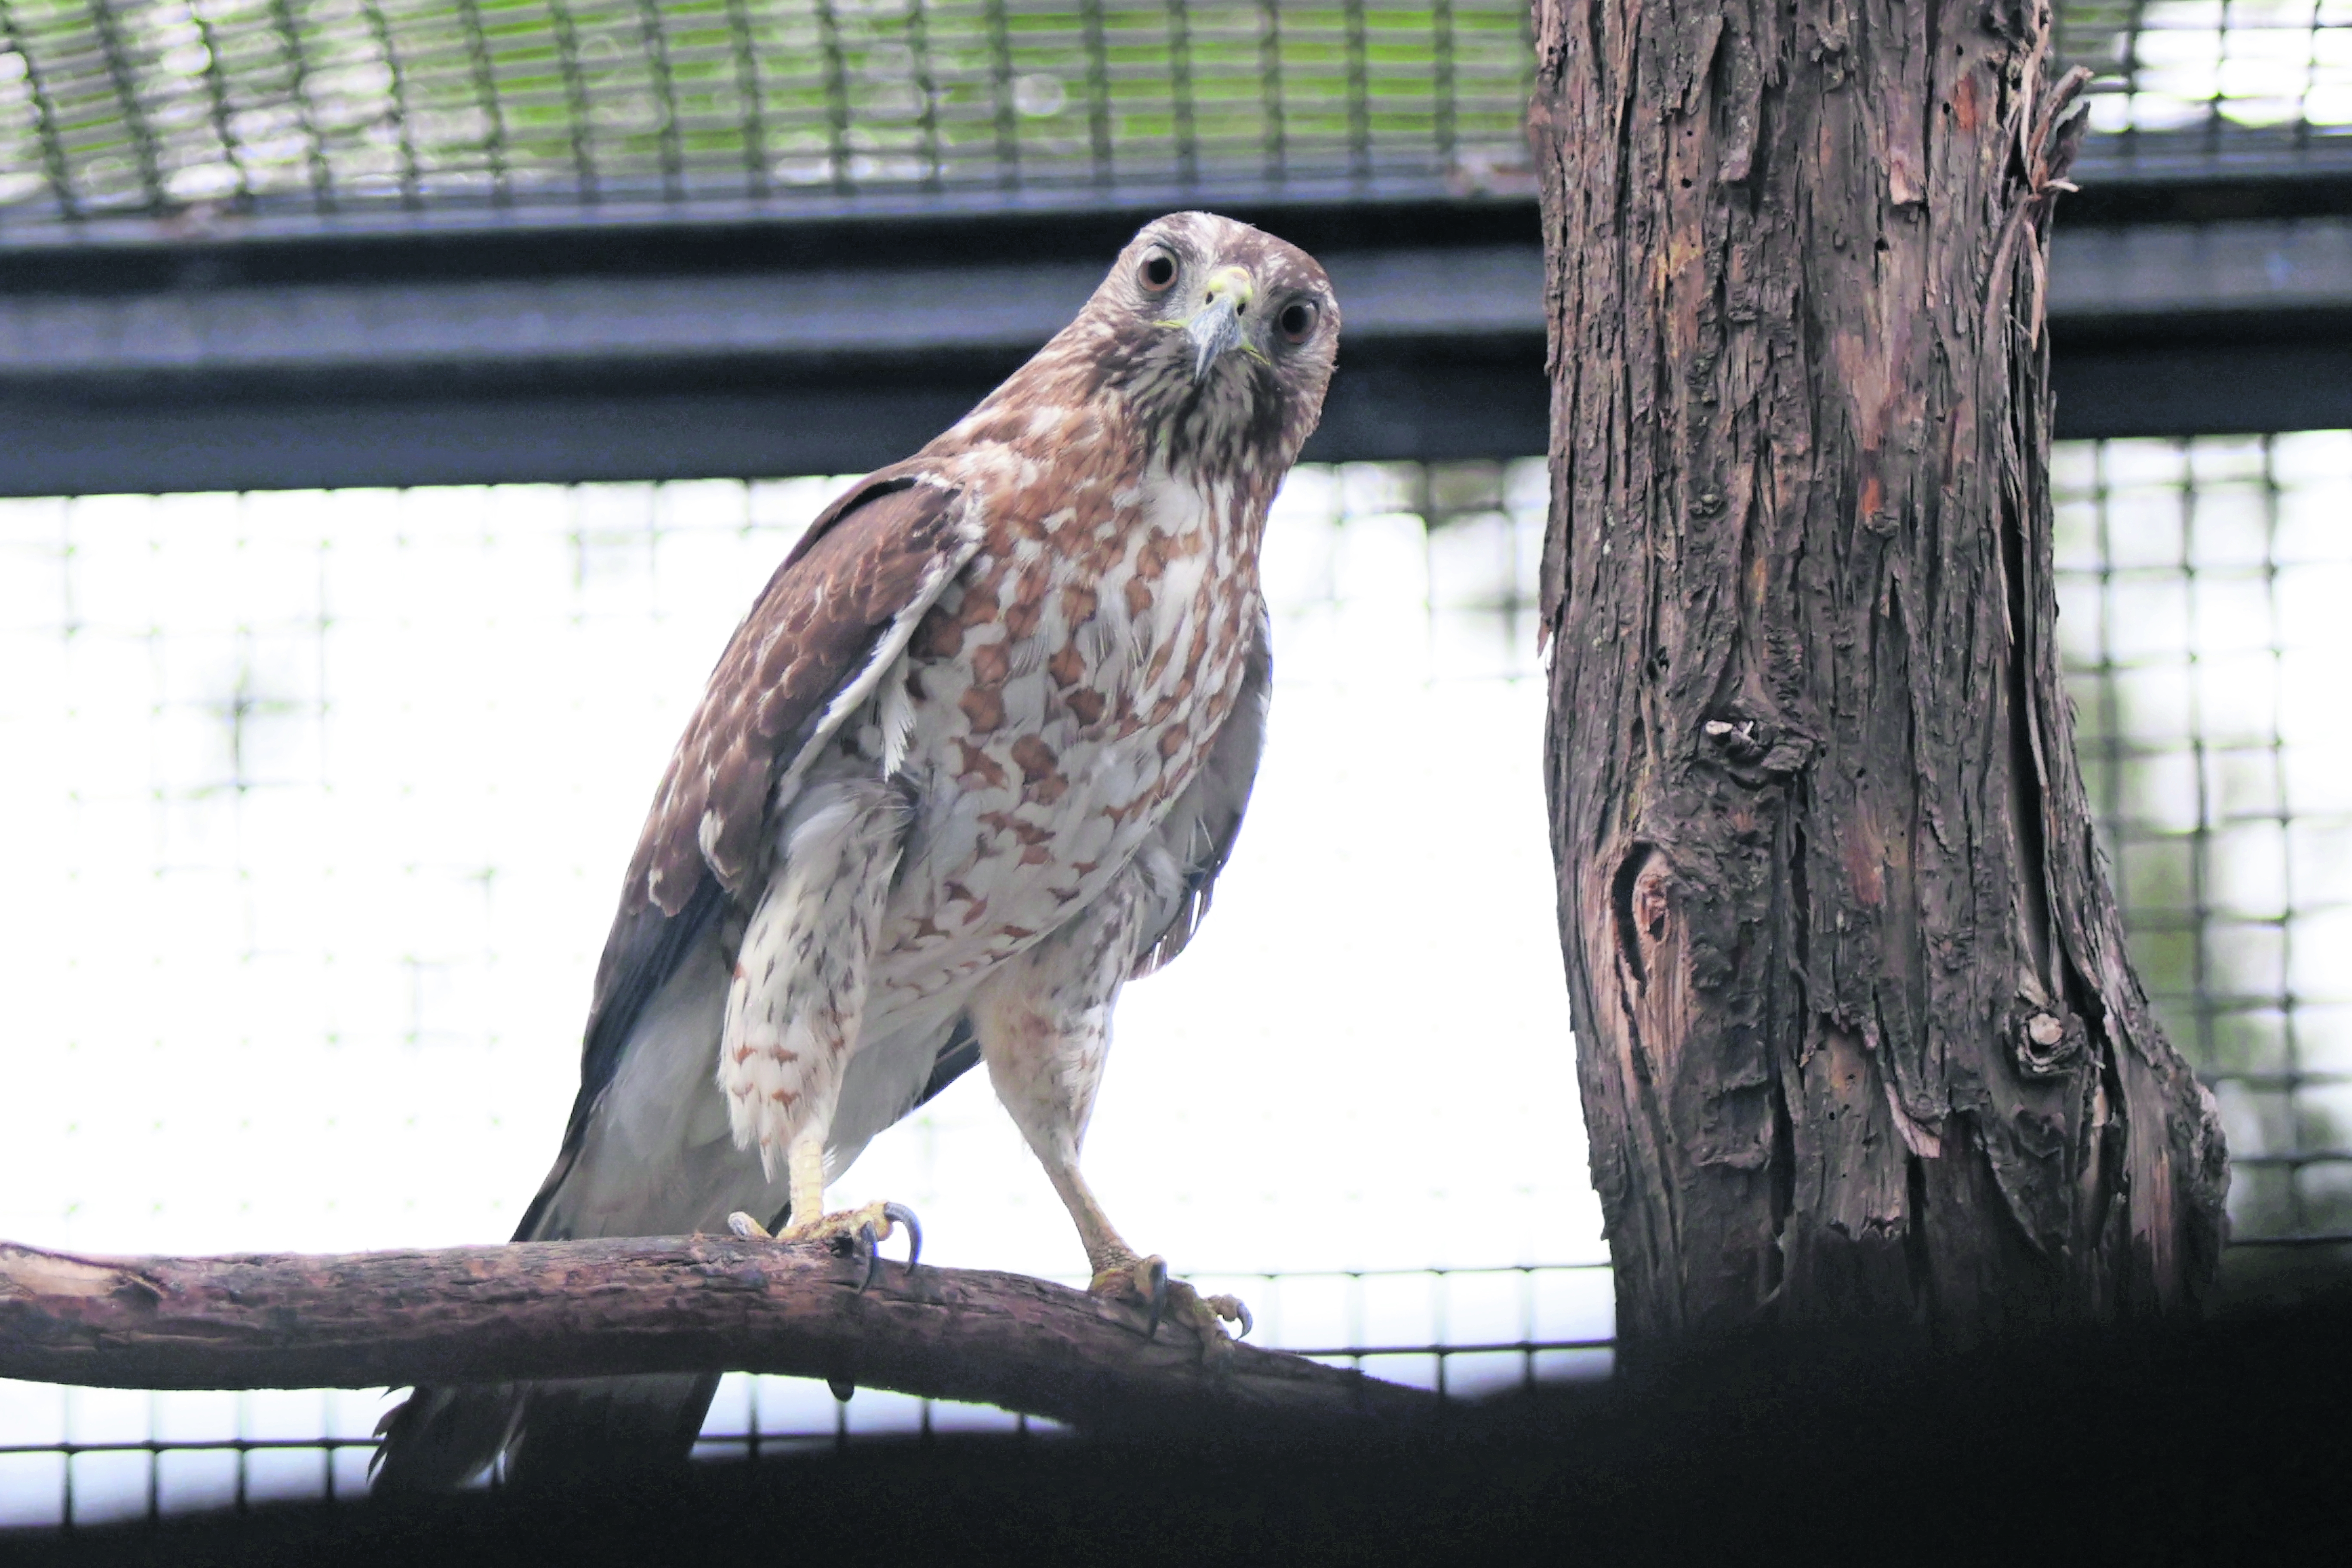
[373,212,1338,1488]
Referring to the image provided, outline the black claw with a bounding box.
[827,1377,855,1403]
[1143,1258,1171,1341]
[855,1222,883,1293]
[884,1202,923,1271]
[1232,1300,1254,1339]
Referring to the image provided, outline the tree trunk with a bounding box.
[1528,0,2229,1347]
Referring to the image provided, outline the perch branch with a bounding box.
[0,1235,1434,1436]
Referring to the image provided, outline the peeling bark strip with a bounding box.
[1531,0,2227,1344]
[0,1238,1430,1435]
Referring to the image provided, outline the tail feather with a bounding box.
[506,1374,726,1487]
[371,1372,725,1493]
[368,1167,778,1490]
[367,917,968,1490]
[370,1382,525,1494]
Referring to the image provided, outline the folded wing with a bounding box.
[372,470,979,1492]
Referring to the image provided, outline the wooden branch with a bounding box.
[0,1235,1435,1436]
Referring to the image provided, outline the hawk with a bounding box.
[374,212,1338,1487]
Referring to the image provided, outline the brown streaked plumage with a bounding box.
[374,211,1338,1488]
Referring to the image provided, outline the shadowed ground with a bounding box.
[11,1294,2352,1565]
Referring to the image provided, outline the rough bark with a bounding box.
[1529,0,2229,1346]
[0,1236,1430,1436]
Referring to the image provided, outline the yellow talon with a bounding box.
[1088,1253,1250,1357]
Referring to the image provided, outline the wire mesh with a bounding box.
[2060,0,2352,140]
[0,457,1591,1528]
[2,3,2346,233]
[2054,431,2352,1250]
[6,435,2352,1529]
[0,2,1539,224]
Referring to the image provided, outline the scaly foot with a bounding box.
[727,1201,922,1293]
[1089,1253,1252,1356]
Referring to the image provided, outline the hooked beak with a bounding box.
[1186,266,1255,383]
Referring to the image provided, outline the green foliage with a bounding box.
[0,1,1534,216]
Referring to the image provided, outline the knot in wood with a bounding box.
[2014,1008,2084,1080]
[1703,717,1770,763]
[1702,715,1818,785]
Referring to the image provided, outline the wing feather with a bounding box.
[517,469,978,1240]
[1133,604,1272,977]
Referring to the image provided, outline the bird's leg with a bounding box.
[775,1138,916,1262]
[1032,1141,1252,1349]
[725,1139,922,1291]
[970,899,1250,1355]
[717,778,920,1291]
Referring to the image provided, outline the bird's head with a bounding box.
[1067,212,1340,481]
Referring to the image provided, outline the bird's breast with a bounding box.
[871,466,1259,992]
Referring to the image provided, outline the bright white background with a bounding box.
[0,459,1607,1522]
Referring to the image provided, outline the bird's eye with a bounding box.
[1278,299,1320,343]
[1138,249,1178,292]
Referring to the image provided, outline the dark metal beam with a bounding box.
[3,153,2350,495]
[2044,214,2352,438]
[0,201,1553,493]
[2063,129,2352,227]
[0,341,1550,495]
[0,247,1544,377]
[2050,333,2352,440]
